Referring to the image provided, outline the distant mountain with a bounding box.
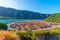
[45,13,60,23]
[0,6,51,19]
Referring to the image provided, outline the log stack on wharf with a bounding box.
[7,20,56,31]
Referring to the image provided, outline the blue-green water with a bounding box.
[0,19,24,23]
[0,19,43,24]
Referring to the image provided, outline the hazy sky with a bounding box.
[0,0,60,14]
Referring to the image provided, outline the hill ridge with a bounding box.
[0,6,51,19]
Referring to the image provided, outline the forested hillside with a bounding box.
[45,13,60,23]
[0,6,51,19]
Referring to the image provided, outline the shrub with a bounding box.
[17,31,32,40]
[0,30,19,40]
[0,22,8,30]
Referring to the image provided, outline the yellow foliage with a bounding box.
[0,30,19,40]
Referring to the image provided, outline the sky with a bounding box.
[0,0,60,14]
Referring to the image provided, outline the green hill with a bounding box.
[45,13,60,23]
[0,6,51,19]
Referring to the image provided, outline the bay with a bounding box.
[0,19,44,24]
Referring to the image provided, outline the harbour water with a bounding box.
[0,19,43,24]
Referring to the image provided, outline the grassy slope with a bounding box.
[45,13,60,23]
